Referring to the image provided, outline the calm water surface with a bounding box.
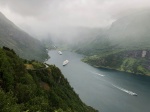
[46,50,150,112]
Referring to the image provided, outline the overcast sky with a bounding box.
[0,0,150,39]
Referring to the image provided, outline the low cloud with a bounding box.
[0,0,150,39]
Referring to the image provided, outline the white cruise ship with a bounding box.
[63,60,69,66]
[58,51,62,55]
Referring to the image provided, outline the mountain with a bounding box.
[75,10,150,76]
[0,12,48,62]
[0,47,97,112]
[73,28,110,55]
[42,37,55,50]
[108,9,150,49]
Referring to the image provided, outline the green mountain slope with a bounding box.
[0,12,48,62]
[74,29,110,56]
[83,50,150,76]
[0,47,97,112]
[108,9,150,49]
[75,10,150,76]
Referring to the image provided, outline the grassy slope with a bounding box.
[0,47,97,112]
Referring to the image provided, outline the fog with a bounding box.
[0,0,150,41]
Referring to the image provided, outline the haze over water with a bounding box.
[46,50,150,112]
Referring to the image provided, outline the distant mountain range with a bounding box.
[0,12,48,62]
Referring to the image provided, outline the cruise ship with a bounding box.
[58,51,62,55]
[63,60,69,66]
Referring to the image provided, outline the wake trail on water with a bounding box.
[89,70,137,96]
[90,71,105,77]
[112,84,137,96]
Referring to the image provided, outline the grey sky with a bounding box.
[0,0,150,38]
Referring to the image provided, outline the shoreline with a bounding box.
[83,61,150,76]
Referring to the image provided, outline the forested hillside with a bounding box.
[0,47,97,112]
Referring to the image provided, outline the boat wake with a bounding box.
[90,71,137,96]
[112,84,137,96]
[91,71,105,77]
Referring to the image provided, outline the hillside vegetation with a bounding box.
[83,50,150,76]
[74,10,150,76]
[0,47,97,112]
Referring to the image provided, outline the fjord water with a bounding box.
[46,50,150,112]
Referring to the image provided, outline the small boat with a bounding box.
[58,51,62,55]
[63,60,69,66]
[132,93,138,96]
[112,84,138,96]
[129,92,138,96]
[122,89,137,96]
